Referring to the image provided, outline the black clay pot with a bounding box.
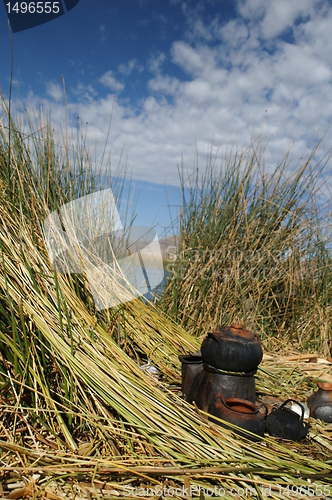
[307,382,332,423]
[213,394,267,440]
[201,324,263,373]
[188,362,256,412]
[178,354,204,402]
[266,399,310,441]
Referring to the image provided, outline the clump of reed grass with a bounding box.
[161,135,332,355]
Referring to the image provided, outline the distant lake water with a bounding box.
[112,263,169,304]
[142,268,170,302]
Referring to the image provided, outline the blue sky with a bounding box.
[1,0,332,233]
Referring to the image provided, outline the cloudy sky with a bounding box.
[1,0,332,231]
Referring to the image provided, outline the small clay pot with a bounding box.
[201,324,263,373]
[266,399,310,441]
[213,394,267,439]
[307,382,332,423]
[187,363,257,411]
[178,354,204,402]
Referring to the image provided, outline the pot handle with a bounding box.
[257,402,268,419]
[214,393,226,407]
[207,331,221,345]
[278,399,305,423]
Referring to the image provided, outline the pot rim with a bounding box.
[224,397,258,413]
[317,381,332,391]
[179,354,203,364]
[214,394,260,414]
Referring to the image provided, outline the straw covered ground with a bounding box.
[0,97,332,498]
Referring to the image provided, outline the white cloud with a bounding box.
[237,0,268,22]
[171,41,208,75]
[71,83,97,102]
[148,52,166,75]
[21,0,332,195]
[219,19,249,47]
[148,75,180,95]
[118,59,144,76]
[259,0,314,39]
[46,81,63,102]
[99,71,124,92]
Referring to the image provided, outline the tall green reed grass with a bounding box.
[161,135,332,355]
[0,92,137,437]
[0,92,197,441]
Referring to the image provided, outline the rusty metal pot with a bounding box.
[213,394,267,439]
[178,354,204,402]
[307,382,332,423]
[187,363,256,411]
[201,324,263,373]
[266,399,310,441]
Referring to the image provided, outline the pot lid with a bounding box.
[214,323,257,341]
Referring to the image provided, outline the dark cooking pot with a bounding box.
[266,399,310,441]
[213,394,267,440]
[201,324,263,373]
[307,382,332,423]
[188,363,256,412]
[178,354,204,402]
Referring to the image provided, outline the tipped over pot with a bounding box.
[213,394,267,440]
